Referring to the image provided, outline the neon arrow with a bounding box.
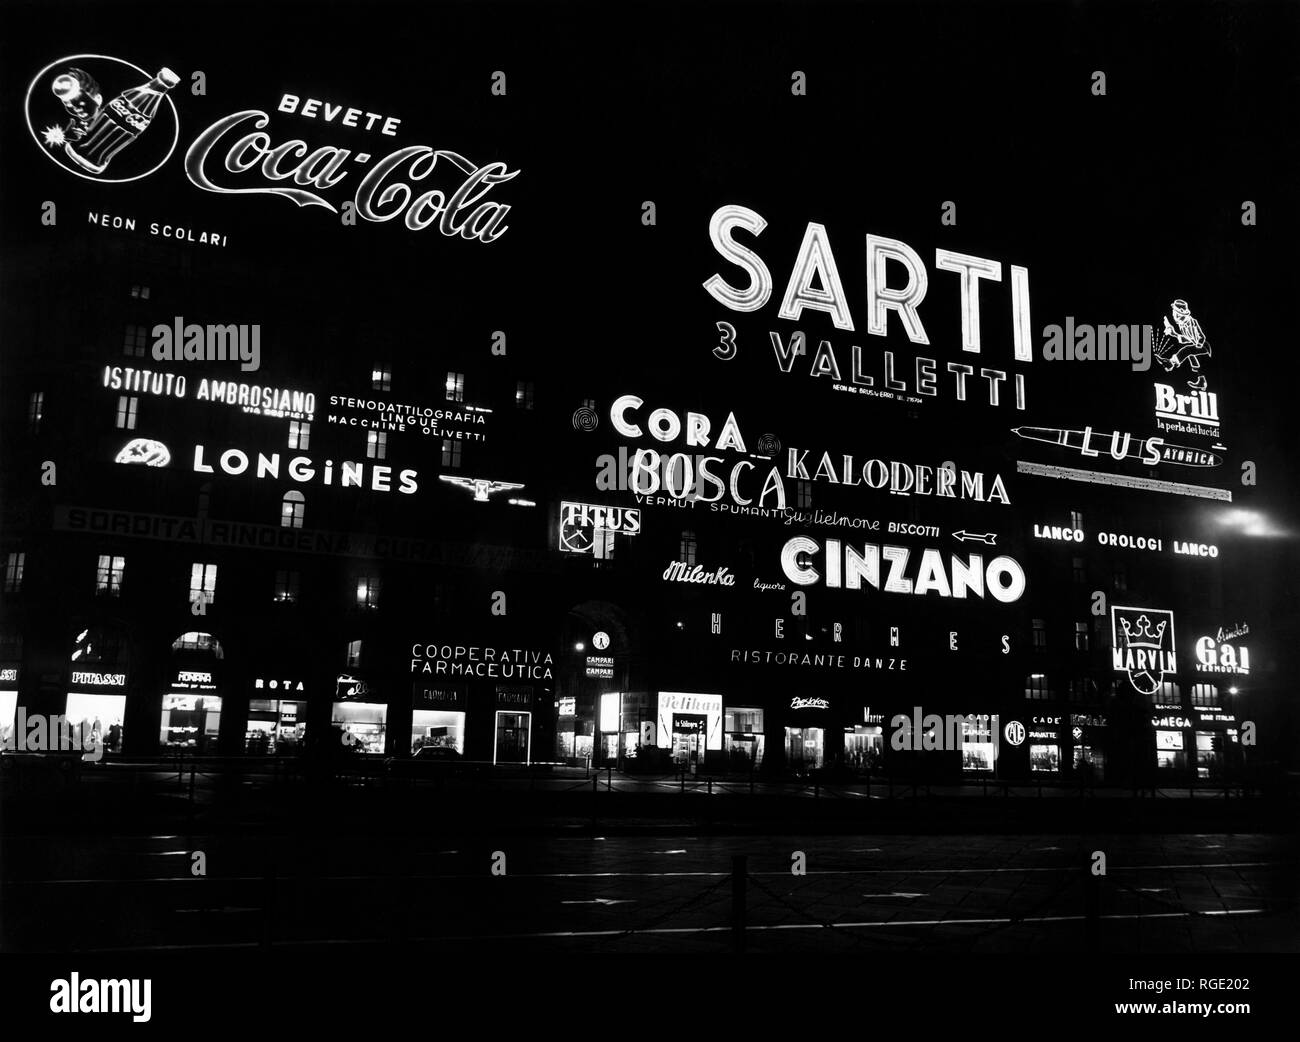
[952,530,997,545]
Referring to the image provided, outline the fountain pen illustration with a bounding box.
[1011,426,1222,467]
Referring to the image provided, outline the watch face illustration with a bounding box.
[26,54,181,183]
[559,517,594,553]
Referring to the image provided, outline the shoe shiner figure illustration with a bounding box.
[49,68,102,142]
[1156,299,1212,391]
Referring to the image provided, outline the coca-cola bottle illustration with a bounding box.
[50,69,102,142]
[65,67,179,175]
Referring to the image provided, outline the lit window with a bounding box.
[796,480,812,508]
[367,430,387,460]
[346,639,363,668]
[1024,674,1050,700]
[1191,683,1218,707]
[1071,556,1086,583]
[281,491,305,529]
[445,371,465,402]
[115,395,139,430]
[1149,681,1181,706]
[371,366,391,391]
[357,575,380,610]
[96,554,125,595]
[130,284,151,300]
[1074,621,1090,651]
[288,420,310,450]
[190,563,217,607]
[28,391,44,433]
[123,323,149,357]
[441,439,462,469]
[1070,510,1084,530]
[171,631,224,656]
[593,528,616,560]
[273,569,300,604]
[680,530,698,566]
[515,381,535,410]
[1112,565,1127,592]
[4,552,25,593]
[0,628,23,660]
[1032,618,1047,650]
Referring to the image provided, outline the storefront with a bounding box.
[160,668,222,752]
[0,664,18,749]
[598,691,620,763]
[843,706,885,773]
[1069,713,1108,779]
[555,695,577,760]
[725,706,766,770]
[1152,710,1193,773]
[66,667,127,754]
[596,691,652,766]
[410,680,466,755]
[657,691,723,772]
[333,673,387,754]
[494,684,534,765]
[1192,705,1239,781]
[246,676,308,755]
[784,696,832,772]
[960,713,998,773]
[1027,714,1063,774]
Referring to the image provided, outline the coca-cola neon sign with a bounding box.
[184,103,518,242]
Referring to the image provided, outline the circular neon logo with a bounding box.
[25,54,180,184]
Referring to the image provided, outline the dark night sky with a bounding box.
[2,0,1298,672]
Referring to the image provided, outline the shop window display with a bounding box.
[1029,743,1060,772]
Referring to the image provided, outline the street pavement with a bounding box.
[3,830,1295,954]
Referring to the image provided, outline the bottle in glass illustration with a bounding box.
[65,67,178,174]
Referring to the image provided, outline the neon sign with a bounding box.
[1195,636,1250,675]
[192,446,417,493]
[780,537,1026,602]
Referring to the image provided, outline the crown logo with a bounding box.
[1120,614,1167,650]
